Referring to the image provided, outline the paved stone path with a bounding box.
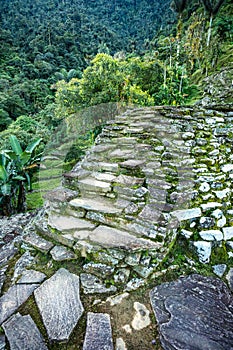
[0,105,233,349]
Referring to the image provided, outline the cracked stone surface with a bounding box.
[150,274,233,350]
[83,312,114,350]
[3,313,48,350]
[0,283,39,324]
[34,268,84,341]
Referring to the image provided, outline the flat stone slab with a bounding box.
[88,225,161,250]
[0,284,38,324]
[171,208,201,221]
[23,233,54,252]
[50,245,77,261]
[120,159,145,169]
[3,313,48,350]
[83,312,114,350]
[0,243,18,267]
[17,270,46,284]
[78,177,111,192]
[69,197,122,214]
[150,274,233,350]
[34,268,84,341]
[48,215,96,231]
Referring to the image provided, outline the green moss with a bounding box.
[210,242,228,265]
[26,191,44,210]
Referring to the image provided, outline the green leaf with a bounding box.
[25,172,31,190]
[25,138,42,153]
[20,151,31,166]
[13,175,25,181]
[0,165,8,182]
[1,184,11,196]
[9,135,23,156]
[0,154,7,167]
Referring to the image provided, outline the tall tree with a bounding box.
[201,0,226,46]
[171,0,188,57]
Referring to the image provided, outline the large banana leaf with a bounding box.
[0,165,8,182]
[9,135,23,156]
[20,151,32,166]
[25,138,42,153]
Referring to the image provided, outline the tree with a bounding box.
[201,0,226,46]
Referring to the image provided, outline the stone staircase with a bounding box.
[1,104,233,349]
[30,107,198,269]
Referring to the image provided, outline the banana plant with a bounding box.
[0,135,42,215]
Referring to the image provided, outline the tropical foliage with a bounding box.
[0,136,42,215]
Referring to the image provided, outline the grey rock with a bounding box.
[125,252,141,266]
[199,182,210,193]
[0,335,5,350]
[0,266,7,293]
[214,188,231,199]
[69,197,121,214]
[222,164,233,173]
[83,262,114,277]
[0,243,18,268]
[199,217,215,229]
[83,312,114,350]
[48,214,96,231]
[114,269,130,284]
[192,241,212,263]
[87,225,161,250]
[93,251,119,265]
[199,229,223,241]
[139,204,161,222]
[180,229,193,239]
[131,302,151,330]
[226,268,233,292]
[12,251,35,282]
[133,265,154,278]
[50,245,77,261]
[211,209,223,219]
[150,274,233,350]
[17,270,46,284]
[3,313,48,350]
[0,283,38,324]
[23,233,53,253]
[120,159,145,169]
[223,227,233,240]
[213,264,227,278]
[80,273,117,294]
[34,268,84,341]
[116,337,127,350]
[106,293,129,306]
[171,208,201,221]
[125,278,145,291]
[201,202,222,211]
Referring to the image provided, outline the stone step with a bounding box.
[34,268,84,341]
[77,177,112,194]
[80,225,162,251]
[83,313,114,350]
[48,214,96,232]
[69,197,122,215]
